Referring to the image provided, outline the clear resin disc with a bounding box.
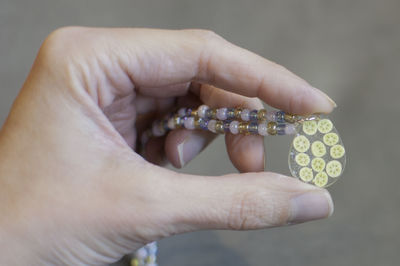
[288,118,346,188]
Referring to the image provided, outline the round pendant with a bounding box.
[288,118,346,188]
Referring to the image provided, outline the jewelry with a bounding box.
[130,242,157,266]
[141,105,346,188]
[133,105,346,266]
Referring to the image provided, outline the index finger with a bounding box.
[123,28,336,114]
[59,27,336,114]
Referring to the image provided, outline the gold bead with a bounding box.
[209,109,217,119]
[257,109,267,121]
[194,117,201,128]
[191,110,198,117]
[215,121,225,134]
[267,121,277,135]
[234,108,242,119]
[284,113,296,123]
[238,122,249,134]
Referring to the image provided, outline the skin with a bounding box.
[0,27,336,265]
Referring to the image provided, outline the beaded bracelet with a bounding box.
[132,105,346,266]
[141,105,346,188]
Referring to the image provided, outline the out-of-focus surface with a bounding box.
[1,0,399,265]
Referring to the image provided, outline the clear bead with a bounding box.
[240,109,250,121]
[207,120,217,133]
[258,122,268,136]
[229,121,239,134]
[216,108,228,120]
[135,247,148,259]
[266,112,276,121]
[285,124,296,135]
[197,105,209,118]
[184,117,195,129]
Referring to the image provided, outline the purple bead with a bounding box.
[276,123,286,135]
[216,108,228,120]
[258,122,268,136]
[186,108,193,116]
[249,110,258,121]
[229,121,239,134]
[198,118,208,130]
[276,111,285,123]
[248,122,258,134]
[227,108,235,120]
[241,109,250,121]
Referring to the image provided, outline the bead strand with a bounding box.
[143,105,300,150]
[196,105,298,123]
[149,114,297,137]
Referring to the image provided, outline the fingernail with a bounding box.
[177,134,207,168]
[288,190,334,224]
[313,87,337,109]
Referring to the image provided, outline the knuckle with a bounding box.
[187,29,222,42]
[228,188,289,230]
[38,26,87,64]
[188,29,225,82]
[228,191,262,230]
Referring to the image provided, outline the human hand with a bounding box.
[0,27,336,265]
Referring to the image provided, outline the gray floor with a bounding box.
[1,0,399,265]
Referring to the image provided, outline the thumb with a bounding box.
[156,170,334,233]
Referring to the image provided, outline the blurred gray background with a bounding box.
[1,0,399,265]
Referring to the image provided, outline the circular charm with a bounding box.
[289,118,346,188]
